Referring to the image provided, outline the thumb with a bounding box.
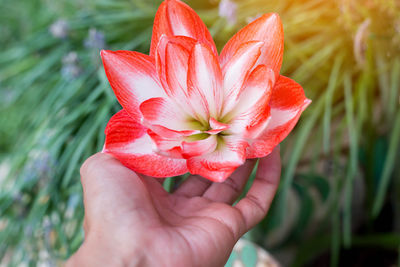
[80,153,153,224]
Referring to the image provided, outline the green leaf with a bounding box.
[163,177,174,193]
[290,181,314,240]
[277,92,326,227]
[342,72,358,247]
[323,55,343,154]
[389,58,400,119]
[373,110,400,217]
[302,174,331,202]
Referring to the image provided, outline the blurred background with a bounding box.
[0,0,399,266]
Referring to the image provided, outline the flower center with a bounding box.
[181,116,230,153]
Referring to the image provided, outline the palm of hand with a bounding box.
[74,148,280,267]
[134,178,248,267]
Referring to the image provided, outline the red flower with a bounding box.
[101,0,311,182]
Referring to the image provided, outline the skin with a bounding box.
[66,146,281,267]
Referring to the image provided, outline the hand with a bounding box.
[66,147,281,267]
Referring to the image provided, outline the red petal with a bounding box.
[101,50,166,121]
[269,76,310,109]
[140,97,196,134]
[227,65,275,137]
[186,136,247,182]
[205,117,230,134]
[155,36,205,120]
[146,124,200,139]
[156,35,196,69]
[247,76,311,158]
[181,135,218,158]
[155,35,196,92]
[219,13,284,79]
[103,110,188,177]
[187,43,223,119]
[147,130,185,159]
[147,129,182,152]
[165,42,190,97]
[150,0,217,58]
[159,146,185,159]
[222,41,263,114]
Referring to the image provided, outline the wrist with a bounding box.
[66,237,147,267]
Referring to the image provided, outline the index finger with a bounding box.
[234,146,281,231]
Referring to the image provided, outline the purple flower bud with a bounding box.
[84,28,106,50]
[49,19,69,39]
[61,52,82,79]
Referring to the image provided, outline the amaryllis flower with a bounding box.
[101,0,311,182]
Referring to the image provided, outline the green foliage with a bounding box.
[1,0,400,265]
[0,0,160,264]
[216,0,400,264]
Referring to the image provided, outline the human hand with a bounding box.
[66,146,281,267]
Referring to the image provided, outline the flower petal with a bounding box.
[246,76,311,158]
[222,41,263,114]
[140,97,201,139]
[227,65,275,138]
[219,13,284,79]
[165,42,190,98]
[147,130,184,159]
[156,35,196,64]
[101,50,166,121]
[147,124,200,139]
[186,136,248,182]
[150,0,217,58]
[205,117,230,134]
[103,110,188,177]
[147,129,182,152]
[140,97,191,130]
[155,36,208,121]
[155,35,196,92]
[187,43,224,119]
[181,135,217,158]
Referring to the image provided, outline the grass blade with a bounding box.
[342,72,358,247]
[278,92,326,224]
[372,110,400,217]
[323,56,343,154]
